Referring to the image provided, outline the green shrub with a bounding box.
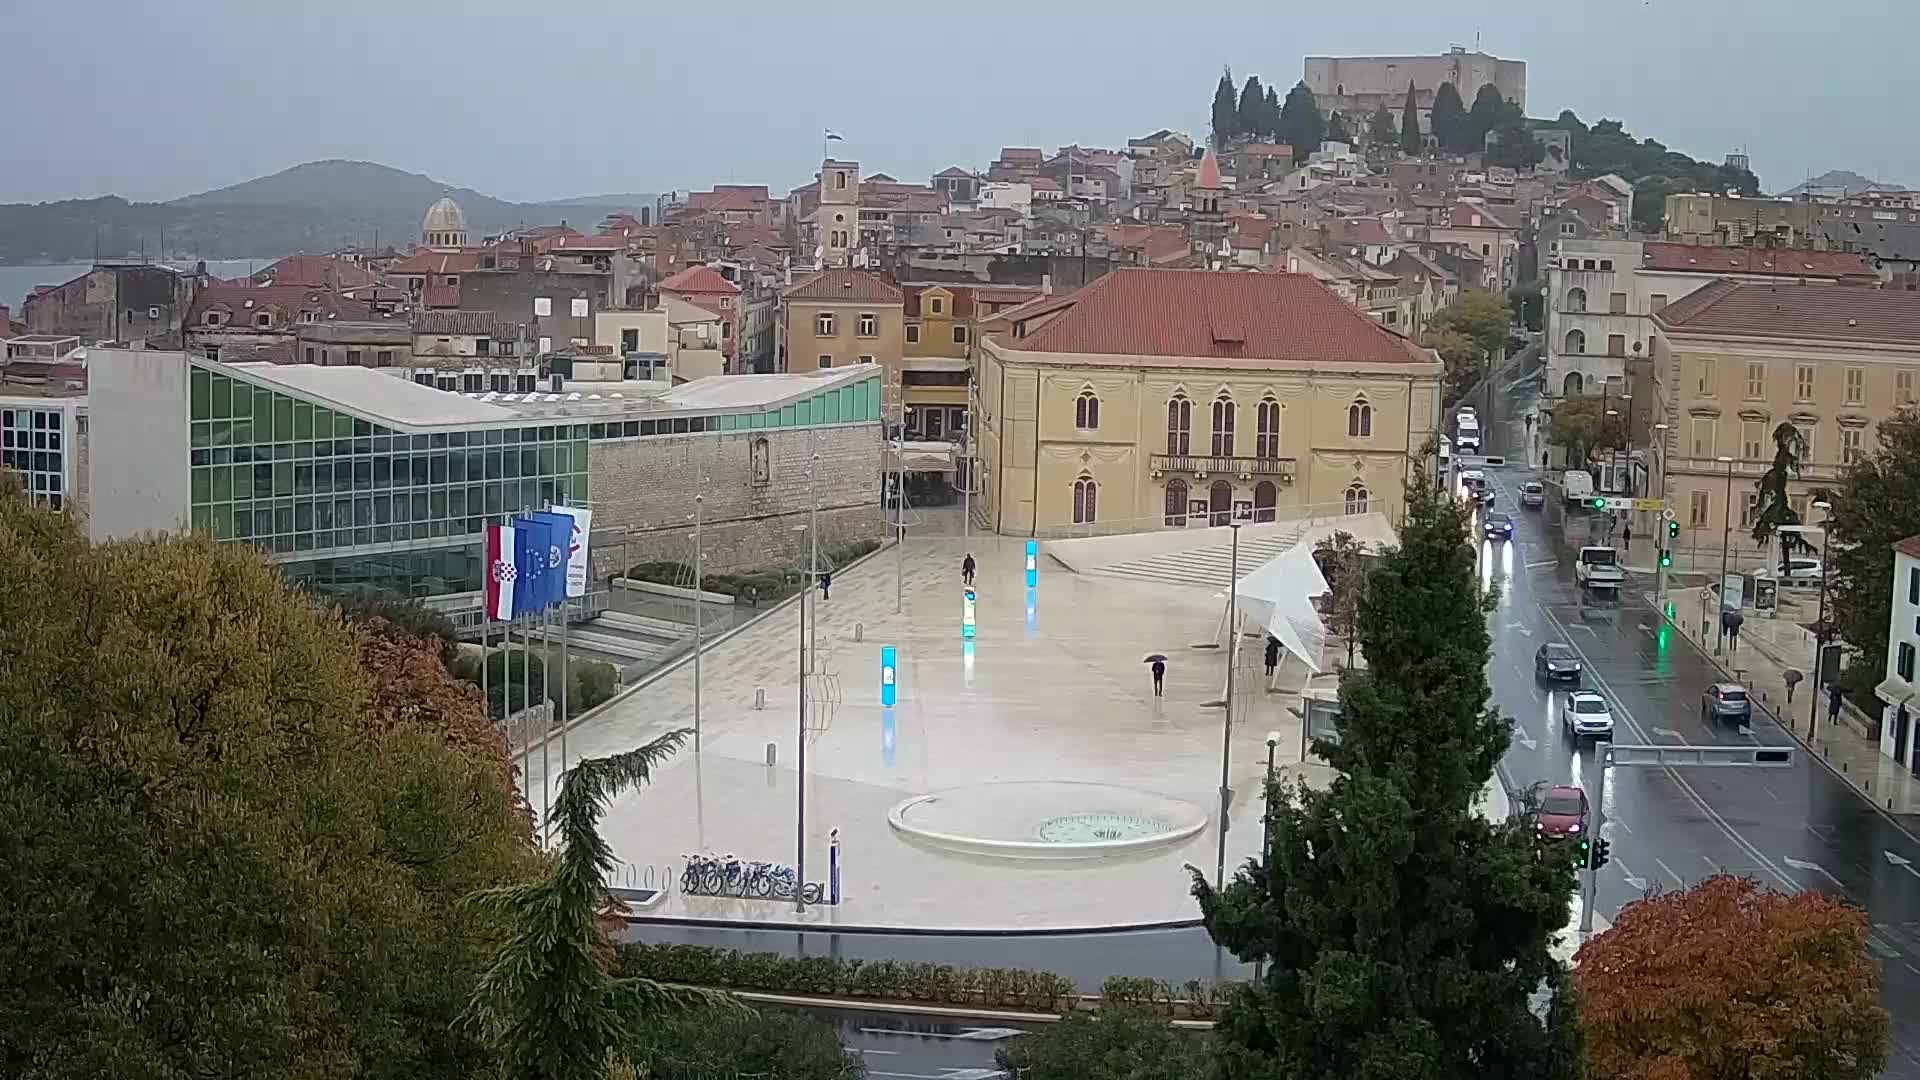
[635,1006,865,1080]
[615,943,1080,1013]
[994,1007,1210,1080]
[569,659,620,715]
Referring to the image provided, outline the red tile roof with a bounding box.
[1655,280,1920,346]
[255,255,378,290]
[783,270,903,304]
[421,284,461,308]
[386,250,486,275]
[1197,148,1222,189]
[1894,534,1920,561]
[1002,268,1426,364]
[1240,143,1294,158]
[1641,242,1873,281]
[658,264,740,295]
[1447,202,1511,230]
[999,147,1044,162]
[1105,224,1190,263]
[1328,217,1393,246]
[188,283,373,327]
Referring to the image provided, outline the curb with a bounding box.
[702,988,1218,1030]
[1641,592,1920,843]
[622,913,1209,937]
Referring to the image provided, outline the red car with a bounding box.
[1534,784,1589,841]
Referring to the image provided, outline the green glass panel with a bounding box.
[190,505,211,532]
[293,402,314,440]
[229,417,251,446]
[781,404,798,427]
[251,386,272,438]
[190,467,211,505]
[211,374,232,419]
[336,412,355,437]
[211,504,233,540]
[538,447,556,475]
[211,465,232,501]
[274,397,293,442]
[190,368,211,421]
[191,422,210,449]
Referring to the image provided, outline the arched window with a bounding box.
[1211,394,1236,456]
[1072,474,1098,525]
[1344,483,1370,516]
[1566,286,1587,312]
[1166,395,1192,455]
[1253,480,1277,523]
[1164,479,1189,526]
[1209,480,1233,527]
[1347,398,1373,438]
[1565,328,1586,354]
[1255,397,1280,459]
[1075,390,1101,430]
[750,437,771,485]
[1563,371,1584,397]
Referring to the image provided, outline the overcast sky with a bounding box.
[3,0,1909,205]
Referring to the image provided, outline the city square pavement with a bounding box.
[521,524,1320,931]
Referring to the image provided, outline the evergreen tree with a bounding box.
[1238,75,1268,141]
[1467,84,1513,151]
[1430,82,1468,152]
[1211,67,1239,148]
[1485,121,1546,169]
[1265,86,1282,139]
[1368,103,1397,146]
[1749,422,1811,575]
[1277,81,1324,164]
[1399,82,1423,155]
[1325,111,1351,145]
[1192,465,1581,1080]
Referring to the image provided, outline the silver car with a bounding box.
[1561,690,1615,740]
[1702,683,1752,725]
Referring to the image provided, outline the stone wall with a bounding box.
[588,421,884,577]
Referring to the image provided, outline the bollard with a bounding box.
[765,741,777,767]
[854,622,864,642]
[754,687,766,710]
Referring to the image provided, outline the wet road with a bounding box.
[627,345,1920,1077]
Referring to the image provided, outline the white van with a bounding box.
[1456,416,1482,453]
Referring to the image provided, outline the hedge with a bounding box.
[624,540,883,607]
[614,943,1239,1019]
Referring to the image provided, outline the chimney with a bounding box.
[550,372,565,392]
[1041,273,1053,296]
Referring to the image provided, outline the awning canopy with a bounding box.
[1233,542,1331,674]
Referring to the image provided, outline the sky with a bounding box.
[3,0,1912,206]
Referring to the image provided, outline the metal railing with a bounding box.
[446,588,612,635]
[1150,453,1297,479]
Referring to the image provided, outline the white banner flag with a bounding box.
[551,505,594,598]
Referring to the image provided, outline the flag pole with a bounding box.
[541,596,553,846]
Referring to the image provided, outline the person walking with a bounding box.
[1826,683,1843,729]
[1264,635,1281,678]
[1150,658,1166,697]
[1623,521,1633,551]
[818,570,831,601]
[962,553,976,586]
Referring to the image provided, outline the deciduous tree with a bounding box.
[1192,466,1580,1080]
[1543,393,1625,467]
[1827,409,1920,694]
[1574,875,1887,1080]
[1429,288,1511,359]
[1312,530,1368,664]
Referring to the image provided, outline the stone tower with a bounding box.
[1188,148,1228,263]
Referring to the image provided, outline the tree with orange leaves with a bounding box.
[1572,874,1887,1080]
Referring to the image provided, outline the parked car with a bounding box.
[1534,784,1589,841]
[1535,642,1582,682]
[1784,557,1825,580]
[1484,512,1515,541]
[1561,690,1615,740]
[1520,481,1545,510]
[1702,682,1753,725]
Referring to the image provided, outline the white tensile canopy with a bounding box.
[1228,514,1397,673]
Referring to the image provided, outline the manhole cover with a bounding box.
[1036,813,1171,843]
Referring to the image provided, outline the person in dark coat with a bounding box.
[1264,636,1281,677]
[962,553,976,585]
[1151,658,1166,697]
[818,570,831,601]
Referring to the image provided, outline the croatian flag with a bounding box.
[484,522,518,621]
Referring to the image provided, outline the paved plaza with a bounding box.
[523,525,1322,931]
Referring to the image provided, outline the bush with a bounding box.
[616,943,1079,1013]
[994,1007,1210,1080]
[636,1007,865,1080]
[571,659,620,715]
[330,590,461,667]
[622,539,882,606]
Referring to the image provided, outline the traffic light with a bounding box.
[1592,838,1612,871]
[1659,548,1672,568]
[1667,519,1680,540]
[1591,496,1607,510]
[1576,836,1592,869]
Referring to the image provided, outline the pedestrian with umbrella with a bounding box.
[1264,635,1281,678]
[1144,653,1167,697]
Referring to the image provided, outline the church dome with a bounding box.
[421,196,469,246]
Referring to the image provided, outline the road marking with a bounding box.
[859,1050,903,1056]
[1512,730,1537,751]
[861,1028,1027,1043]
[1650,726,1684,740]
[1888,851,1920,880]
[1569,623,1596,634]
[1617,860,1647,891]
[1505,621,1533,637]
[872,1071,1008,1080]
[1654,857,1685,887]
[1526,560,1557,570]
[1782,856,1845,889]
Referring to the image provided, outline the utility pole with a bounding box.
[809,446,820,651]
[1215,521,1243,890]
[693,489,705,752]
[796,586,808,913]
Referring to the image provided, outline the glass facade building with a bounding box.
[181,360,884,599]
[1,399,82,513]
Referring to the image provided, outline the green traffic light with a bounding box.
[1668,520,1680,537]
[1659,550,1672,567]
[1591,497,1606,510]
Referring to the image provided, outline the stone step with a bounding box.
[560,628,674,661]
[594,610,694,643]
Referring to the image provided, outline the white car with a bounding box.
[1784,557,1825,580]
[1561,690,1615,740]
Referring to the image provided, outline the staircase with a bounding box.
[1084,521,1312,590]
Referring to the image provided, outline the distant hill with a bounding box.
[1778,169,1911,198]
[0,160,654,265]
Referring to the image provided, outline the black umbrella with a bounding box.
[1143,653,1168,663]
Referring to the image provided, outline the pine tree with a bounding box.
[1277,81,1324,164]
[1211,67,1239,148]
[1399,82,1423,156]
[1325,111,1351,145]
[1192,464,1582,1080]
[1367,103,1397,147]
[1238,75,1268,142]
[1265,86,1282,139]
[1430,82,1468,153]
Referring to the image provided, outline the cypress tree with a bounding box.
[1277,81,1324,163]
[1399,82,1422,156]
[1468,84,1510,151]
[1325,111,1351,145]
[1192,464,1582,1080]
[1265,86,1282,139]
[1367,104,1397,147]
[1238,75,1268,141]
[1430,81,1468,152]
[1211,67,1239,148]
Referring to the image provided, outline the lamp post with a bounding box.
[1652,423,1669,597]
[1603,407,1619,496]
[693,490,704,751]
[1255,729,1280,983]
[1215,521,1243,892]
[1716,455,1735,654]
[1807,499,1833,736]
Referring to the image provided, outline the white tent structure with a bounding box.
[1232,542,1333,674]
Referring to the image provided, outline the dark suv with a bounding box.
[1535,642,1582,682]
[1702,683,1752,725]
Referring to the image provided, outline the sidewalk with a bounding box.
[1651,586,1920,819]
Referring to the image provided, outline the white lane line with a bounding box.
[1653,856,1684,887]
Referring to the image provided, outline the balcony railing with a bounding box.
[1150,453,1297,479]
[1667,454,1848,483]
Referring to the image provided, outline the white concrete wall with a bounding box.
[86,347,190,542]
[1883,550,1920,763]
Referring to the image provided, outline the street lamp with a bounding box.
[1716,455,1735,654]
[1808,499,1833,736]
[1255,729,1280,984]
[1603,408,1619,495]
[1215,520,1243,892]
[693,491,705,751]
[1652,423,1670,594]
